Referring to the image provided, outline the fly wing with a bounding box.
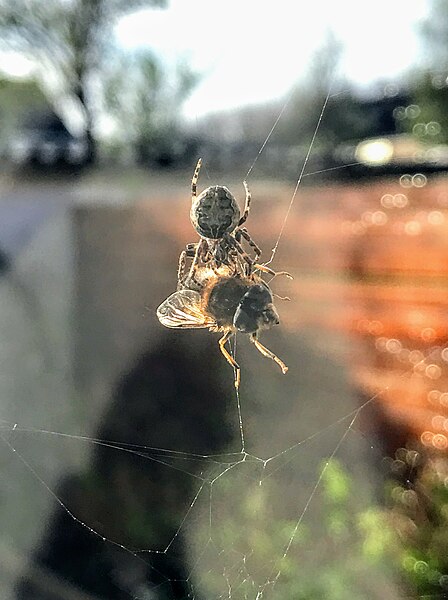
[156,289,216,329]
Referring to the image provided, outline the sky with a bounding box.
[0,0,430,132]
[115,0,430,120]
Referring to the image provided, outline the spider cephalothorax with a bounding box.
[190,185,241,239]
[177,158,261,286]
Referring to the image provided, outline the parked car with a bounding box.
[7,111,90,169]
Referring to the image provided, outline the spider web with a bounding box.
[0,341,443,600]
[0,65,447,600]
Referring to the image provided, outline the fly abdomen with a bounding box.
[205,277,249,327]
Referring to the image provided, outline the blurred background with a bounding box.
[1,0,448,598]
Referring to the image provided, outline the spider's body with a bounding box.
[190,185,240,240]
[178,159,265,287]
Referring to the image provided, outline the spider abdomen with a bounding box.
[191,185,240,239]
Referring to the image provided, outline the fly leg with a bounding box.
[218,330,241,389]
[254,264,293,280]
[250,333,288,374]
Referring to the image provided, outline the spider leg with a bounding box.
[238,180,252,226]
[236,227,262,263]
[191,158,202,201]
[177,251,187,287]
[250,333,288,374]
[214,238,237,273]
[224,233,254,273]
[254,264,293,280]
[218,330,241,388]
[200,240,229,274]
[177,243,198,288]
[186,238,207,287]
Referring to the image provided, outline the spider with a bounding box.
[177,159,283,289]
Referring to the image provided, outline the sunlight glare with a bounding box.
[115,0,429,119]
[0,52,35,78]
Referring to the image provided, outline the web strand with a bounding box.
[243,78,345,184]
[265,82,335,267]
[232,335,245,453]
[0,340,442,598]
[1,52,445,598]
[0,433,170,581]
[259,410,359,598]
[244,97,293,181]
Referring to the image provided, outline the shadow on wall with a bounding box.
[15,333,233,600]
[9,314,406,599]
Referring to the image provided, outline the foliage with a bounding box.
[104,50,199,166]
[192,459,400,599]
[398,0,448,145]
[0,75,49,141]
[0,0,167,157]
[395,72,448,144]
[191,452,448,600]
[385,450,448,598]
[193,31,372,173]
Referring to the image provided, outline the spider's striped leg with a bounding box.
[177,243,198,289]
[228,248,242,275]
[186,238,207,287]
[222,237,246,275]
[224,233,254,274]
[204,239,217,268]
[236,227,262,266]
[199,239,212,265]
[191,158,202,201]
[218,330,241,388]
[238,180,252,226]
[177,251,187,288]
[250,333,288,374]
